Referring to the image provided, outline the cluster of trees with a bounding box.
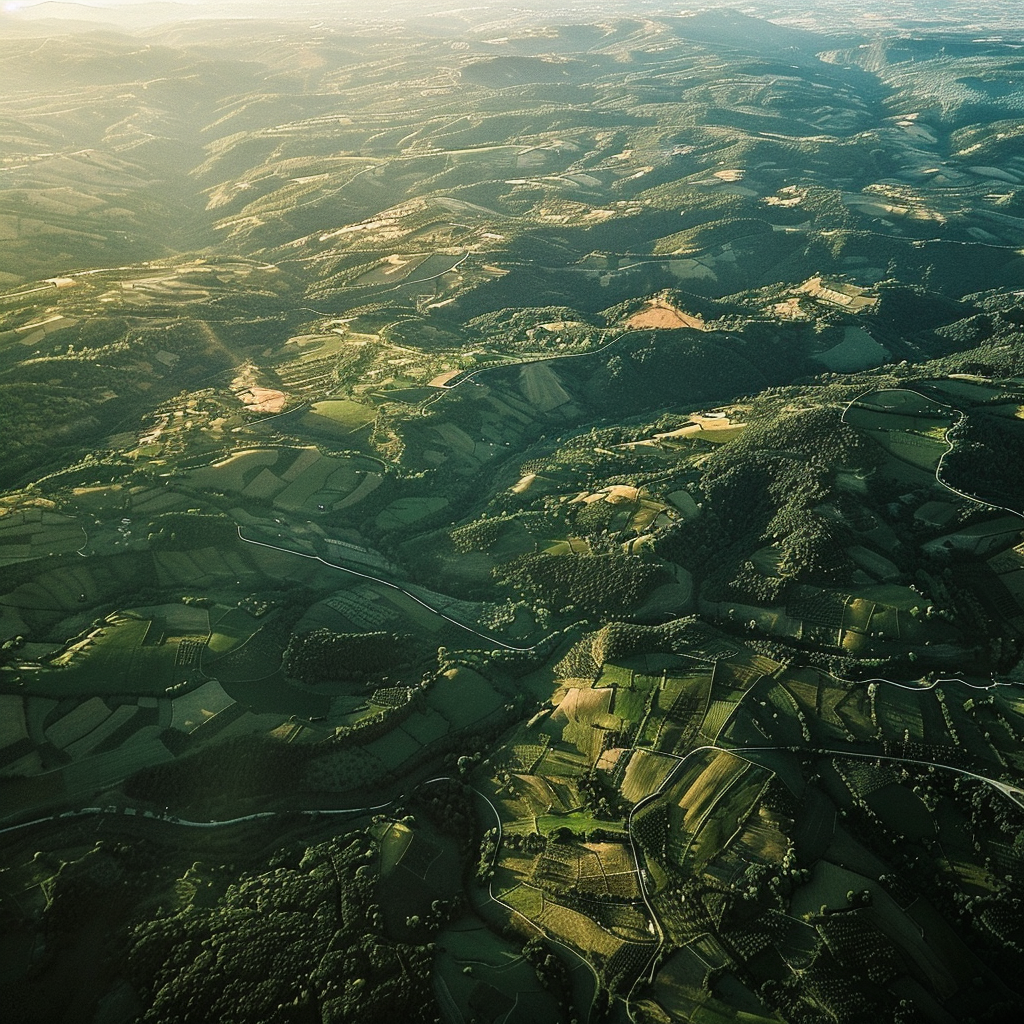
[449,514,513,554]
[146,512,237,550]
[0,383,99,488]
[413,777,476,850]
[944,410,1024,510]
[521,934,575,1011]
[571,497,619,536]
[37,841,136,938]
[655,402,874,603]
[551,616,713,681]
[653,215,775,256]
[124,736,313,814]
[467,305,602,351]
[282,629,420,685]
[494,551,669,618]
[587,331,769,414]
[128,831,437,1024]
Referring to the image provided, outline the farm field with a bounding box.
[434,915,565,1024]
[16,608,209,697]
[844,388,955,472]
[189,447,382,514]
[300,399,376,437]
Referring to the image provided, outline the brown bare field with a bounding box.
[736,806,791,863]
[572,485,640,505]
[772,296,811,319]
[237,386,286,413]
[653,412,746,443]
[551,687,613,759]
[428,369,462,387]
[796,276,878,312]
[625,298,705,331]
[676,750,749,833]
[231,368,287,413]
[507,773,560,815]
[578,842,642,899]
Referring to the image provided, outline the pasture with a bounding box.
[370,819,415,877]
[0,512,84,566]
[68,485,127,514]
[301,399,376,436]
[206,606,259,656]
[813,327,889,373]
[205,625,283,684]
[519,362,572,412]
[351,253,431,288]
[60,727,175,798]
[864,783,934,840]
[845,388,954,472]
[189,447,382,513]
[0,694,29,749]
[64,705,139,760]
[397,709,449,747]
[425,667,505,730]
[432,914,565,1024]
[789,859,878,919]
[651,948,775,1024]
[44,696,111,749]
[25,609,209,697]
[170,679,235,733]
[930,377,1007,404]
[375,496,448,531]
[667,490,700,517]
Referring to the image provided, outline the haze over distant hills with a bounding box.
[4,0,1024,33]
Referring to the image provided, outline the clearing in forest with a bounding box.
[626,297,705,331]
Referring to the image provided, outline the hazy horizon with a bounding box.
[3,0,1023,35]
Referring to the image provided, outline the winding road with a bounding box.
[235,526,541,653]
[841,384,1024,521]
[0,799,396,839]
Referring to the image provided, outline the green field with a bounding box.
[375,496,449,531]
[17,610,208,697]
[301,399,376,436]
[845,389,956,473]
[206,606,259,655]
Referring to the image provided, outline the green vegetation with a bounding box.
[494,551,670,619]
[282,629,421,685]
